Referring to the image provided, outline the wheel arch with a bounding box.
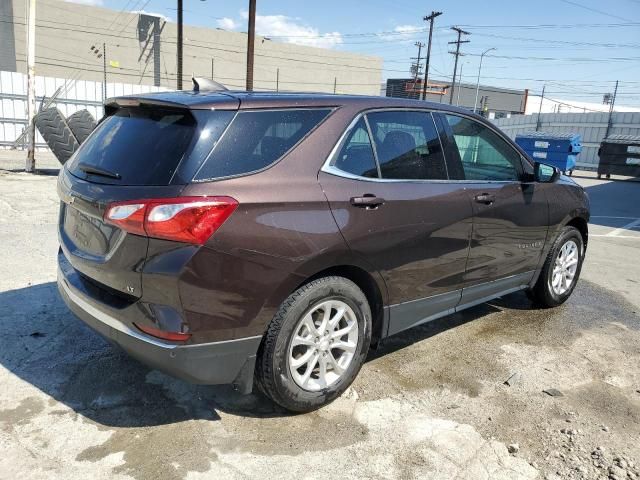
[566,216,588,250]
[293,264,387,346]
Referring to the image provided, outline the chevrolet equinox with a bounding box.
[57,90,590,412]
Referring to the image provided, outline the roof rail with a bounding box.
[192,76,229,93]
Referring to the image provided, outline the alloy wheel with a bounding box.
[551,239,579,295]
[288,299,359,391]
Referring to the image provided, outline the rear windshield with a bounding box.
[194,108,332,181]
[67,107,217,185]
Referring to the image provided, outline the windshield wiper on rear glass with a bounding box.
[78,163,122,180]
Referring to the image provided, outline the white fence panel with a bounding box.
[1,70,169,150]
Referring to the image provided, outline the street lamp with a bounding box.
[473,47,496,113]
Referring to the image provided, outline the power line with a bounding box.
[16,53,640,106]
[558,0,635,23]
[468,31,640,49]
[458,22,640,29]
[115,0,152,36]
[465,52,640,62]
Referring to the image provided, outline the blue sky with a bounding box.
[74,0,640,106]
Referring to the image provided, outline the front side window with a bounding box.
[195,108,331,180]
[445,114,521,181]
[366,111,447,180]
[333,118,379,178]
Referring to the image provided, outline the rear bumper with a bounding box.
[57,256,261,391]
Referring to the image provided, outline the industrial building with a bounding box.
[385,78,528,119]
[1,0,382,95]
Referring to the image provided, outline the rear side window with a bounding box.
[333,118,379,178]
[67,107,203,185]
[195,109,331,181]
[366,111,448,180]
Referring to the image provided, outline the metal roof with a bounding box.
[603,134,640,145]
[515,131,581,140]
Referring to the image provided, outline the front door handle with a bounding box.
[474,193,496,205]
[350,194,385,209]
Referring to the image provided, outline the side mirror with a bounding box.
[535,162,560,183]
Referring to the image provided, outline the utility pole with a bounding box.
[455,63,464,106]
[411,41,424,84]
[333,77,337,94]
[90,45,106,102]
[605,80,619,138]
[25,0,36,172]
[276,68,279,92]
[211,58,214,80]
[102,43,107,101]
[246,0,256,91]
[177,0,183,90]
[421,11,442,101]
[448,27,470,105]
[536,84,546,131]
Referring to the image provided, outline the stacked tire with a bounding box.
[66,109,97,145]
[34,108,96,165]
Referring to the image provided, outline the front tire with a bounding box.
[255,276,372,412]
[529,226,584,307]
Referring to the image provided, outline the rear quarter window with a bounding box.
[194,108,332,181]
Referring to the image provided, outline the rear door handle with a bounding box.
[474,193,496,205]
[350,195,385,209]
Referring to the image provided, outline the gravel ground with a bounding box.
[0,157,639,480]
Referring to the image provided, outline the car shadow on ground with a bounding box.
[368,291,533,362]
[0,281,534,427]
[0,168,60,176]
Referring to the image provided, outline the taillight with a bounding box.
[104,196,238,245]
[104,202,146,236]
[134,323,192,342]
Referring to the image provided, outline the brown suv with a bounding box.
[57,90,590,412]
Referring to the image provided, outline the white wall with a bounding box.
[525,95,640,115]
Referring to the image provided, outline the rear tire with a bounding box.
[66,109,96,145]
[529,226,584,307]
[34,107,79,165]
[255,276,372,412]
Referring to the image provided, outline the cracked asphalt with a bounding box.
[0,157,639,480]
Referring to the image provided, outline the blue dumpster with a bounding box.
[515,132,582,174]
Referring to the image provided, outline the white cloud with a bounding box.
[239,11,343,49]
[64,0,103,5]
[378,24,423,41]
[217,17,239,30]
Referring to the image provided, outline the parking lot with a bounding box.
[0,156,639,480]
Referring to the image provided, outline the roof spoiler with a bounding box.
[192,76,228,92]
